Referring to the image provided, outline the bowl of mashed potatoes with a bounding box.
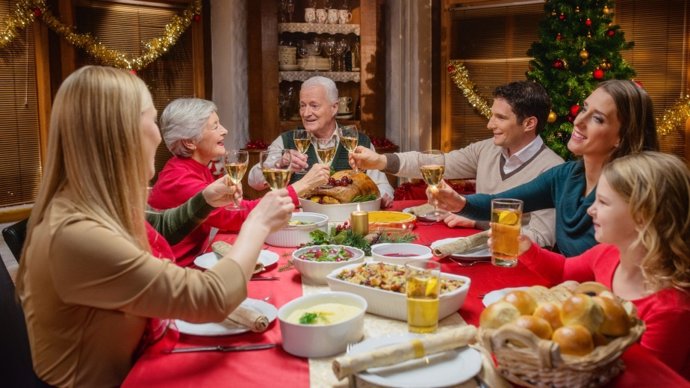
[278,291,367,358]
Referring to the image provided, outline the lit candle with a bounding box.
[350,210,369,236]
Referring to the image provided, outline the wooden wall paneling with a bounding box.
[57,0,77,80]
[359,0,383,138]
[247,0,279,143]
[191,8,205,98]
[34,21,51,169]
[439,0,453,152]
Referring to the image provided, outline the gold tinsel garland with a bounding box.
[656,95,690,136]
[447,60,689,137]
[447,60,491,119]
[1,0,201,70]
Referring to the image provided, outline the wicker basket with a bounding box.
[479,315,645,387]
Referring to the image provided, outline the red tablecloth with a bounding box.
[123,200,690,387]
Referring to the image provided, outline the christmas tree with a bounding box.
[527,0,635,158]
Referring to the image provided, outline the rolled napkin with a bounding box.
[432,230,489,258]
[212,241,265,273]
[332,325,477,381]
[405,203,435,216]
[224,304,270,333]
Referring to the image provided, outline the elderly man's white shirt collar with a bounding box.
[501,136,544,174]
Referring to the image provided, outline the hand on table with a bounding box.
[380,193,393,208]
[443,213,475,228]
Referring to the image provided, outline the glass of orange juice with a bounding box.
[490,198,523,267]
[405,260,441,333]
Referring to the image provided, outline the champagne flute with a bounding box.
[338,125,358,173]
[418,150,446,221]
[224,150,249,210]
[313,136,337,167]
[260,149,293,190]
[293,129,311,173]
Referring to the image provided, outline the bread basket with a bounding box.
[479,303,645,388]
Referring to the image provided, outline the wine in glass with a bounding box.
[313,136,337,167]
[418,150,446,221]
[293,129,311,173]
[224,150,249,210]
[338,125,359,173]
[260,149,293,190]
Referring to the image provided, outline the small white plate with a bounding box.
[349,333,482,387]
[430,237,491,259]
[174,298,278,336]
[482,287,530,307]
[194,250,280,271]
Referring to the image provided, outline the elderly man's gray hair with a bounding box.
[301,76,338,103]
[161,98,218,158]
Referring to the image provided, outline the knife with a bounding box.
[169,343,276,353]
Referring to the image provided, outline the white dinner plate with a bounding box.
[481,287,530,307]
[430,237,491,259]
[174,298,277,336]
[194,250,280,271]
[349,333,482,387]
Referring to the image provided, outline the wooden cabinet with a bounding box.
[246,0,385,145]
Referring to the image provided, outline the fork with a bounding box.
[448,257,487,267]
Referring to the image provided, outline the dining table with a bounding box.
[123,200,690,388]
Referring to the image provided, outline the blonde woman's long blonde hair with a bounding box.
[602,151,690,293]
[17,66,152,291]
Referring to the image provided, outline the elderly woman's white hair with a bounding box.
[161,98,217,158]
[301,76,338,103]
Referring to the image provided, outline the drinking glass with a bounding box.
[223,150,249,210]
[260,150,293,191]
[405,260,441,333]
[490,199,523,267]
[418,150,446,221]
[338,125,358,172]
[293,129,312,173]
[313,136,337,167]
[322,37,336,71]
[334,39,349,71]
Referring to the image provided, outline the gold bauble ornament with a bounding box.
[548,111,557,123]
[603,6,611,15]
[579,49,589,60]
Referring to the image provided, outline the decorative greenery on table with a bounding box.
[305,225,416,256]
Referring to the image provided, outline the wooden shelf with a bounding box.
[279,71,360,83]
[278,23,360,35]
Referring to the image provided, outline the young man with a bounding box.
[351,81,563,247]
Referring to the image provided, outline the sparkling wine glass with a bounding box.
[418,150,446,221]
[338,125,358,173]
[224,150,249,210]
[260,149,293,191]
[293,129,311,174]
[313,136,337,167]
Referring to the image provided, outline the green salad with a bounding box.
[297,246,354,262]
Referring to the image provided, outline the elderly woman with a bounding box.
[149,98,329,266]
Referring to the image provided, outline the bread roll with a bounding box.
[480,301,520,329]
[593,296,630,337]
[574,281,610,297]
[514,315,553,340]
[526,285,551,304]
[533,302,563,331]
[560,294,604,333]
[552,324,595,356]
[503,290,537,315]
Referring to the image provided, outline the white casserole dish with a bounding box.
[326,261,471,321]
[265,212,328,247]
[298,197,381,223]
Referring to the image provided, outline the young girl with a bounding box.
[514,151,690,378]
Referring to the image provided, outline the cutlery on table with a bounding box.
[251,275,280,281]
[168,343,276,353]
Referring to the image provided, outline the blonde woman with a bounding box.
[16,66,295,387]
[509,152,690,378]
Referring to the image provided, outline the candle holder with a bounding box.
[350,210,369,236]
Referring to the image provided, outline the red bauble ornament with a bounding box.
[447,65,455,73]
[193,14,201,22]
[552,59,564,69]
[607,29,615,37]
[33,7,42,17]
[585,18,592,27]
[556,33,562,41]
[569,104,581,117]
[593,68,605,80]
[559,13,566,21]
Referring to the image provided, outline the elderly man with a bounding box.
[351,80,563,248]
[248,76,394,206]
